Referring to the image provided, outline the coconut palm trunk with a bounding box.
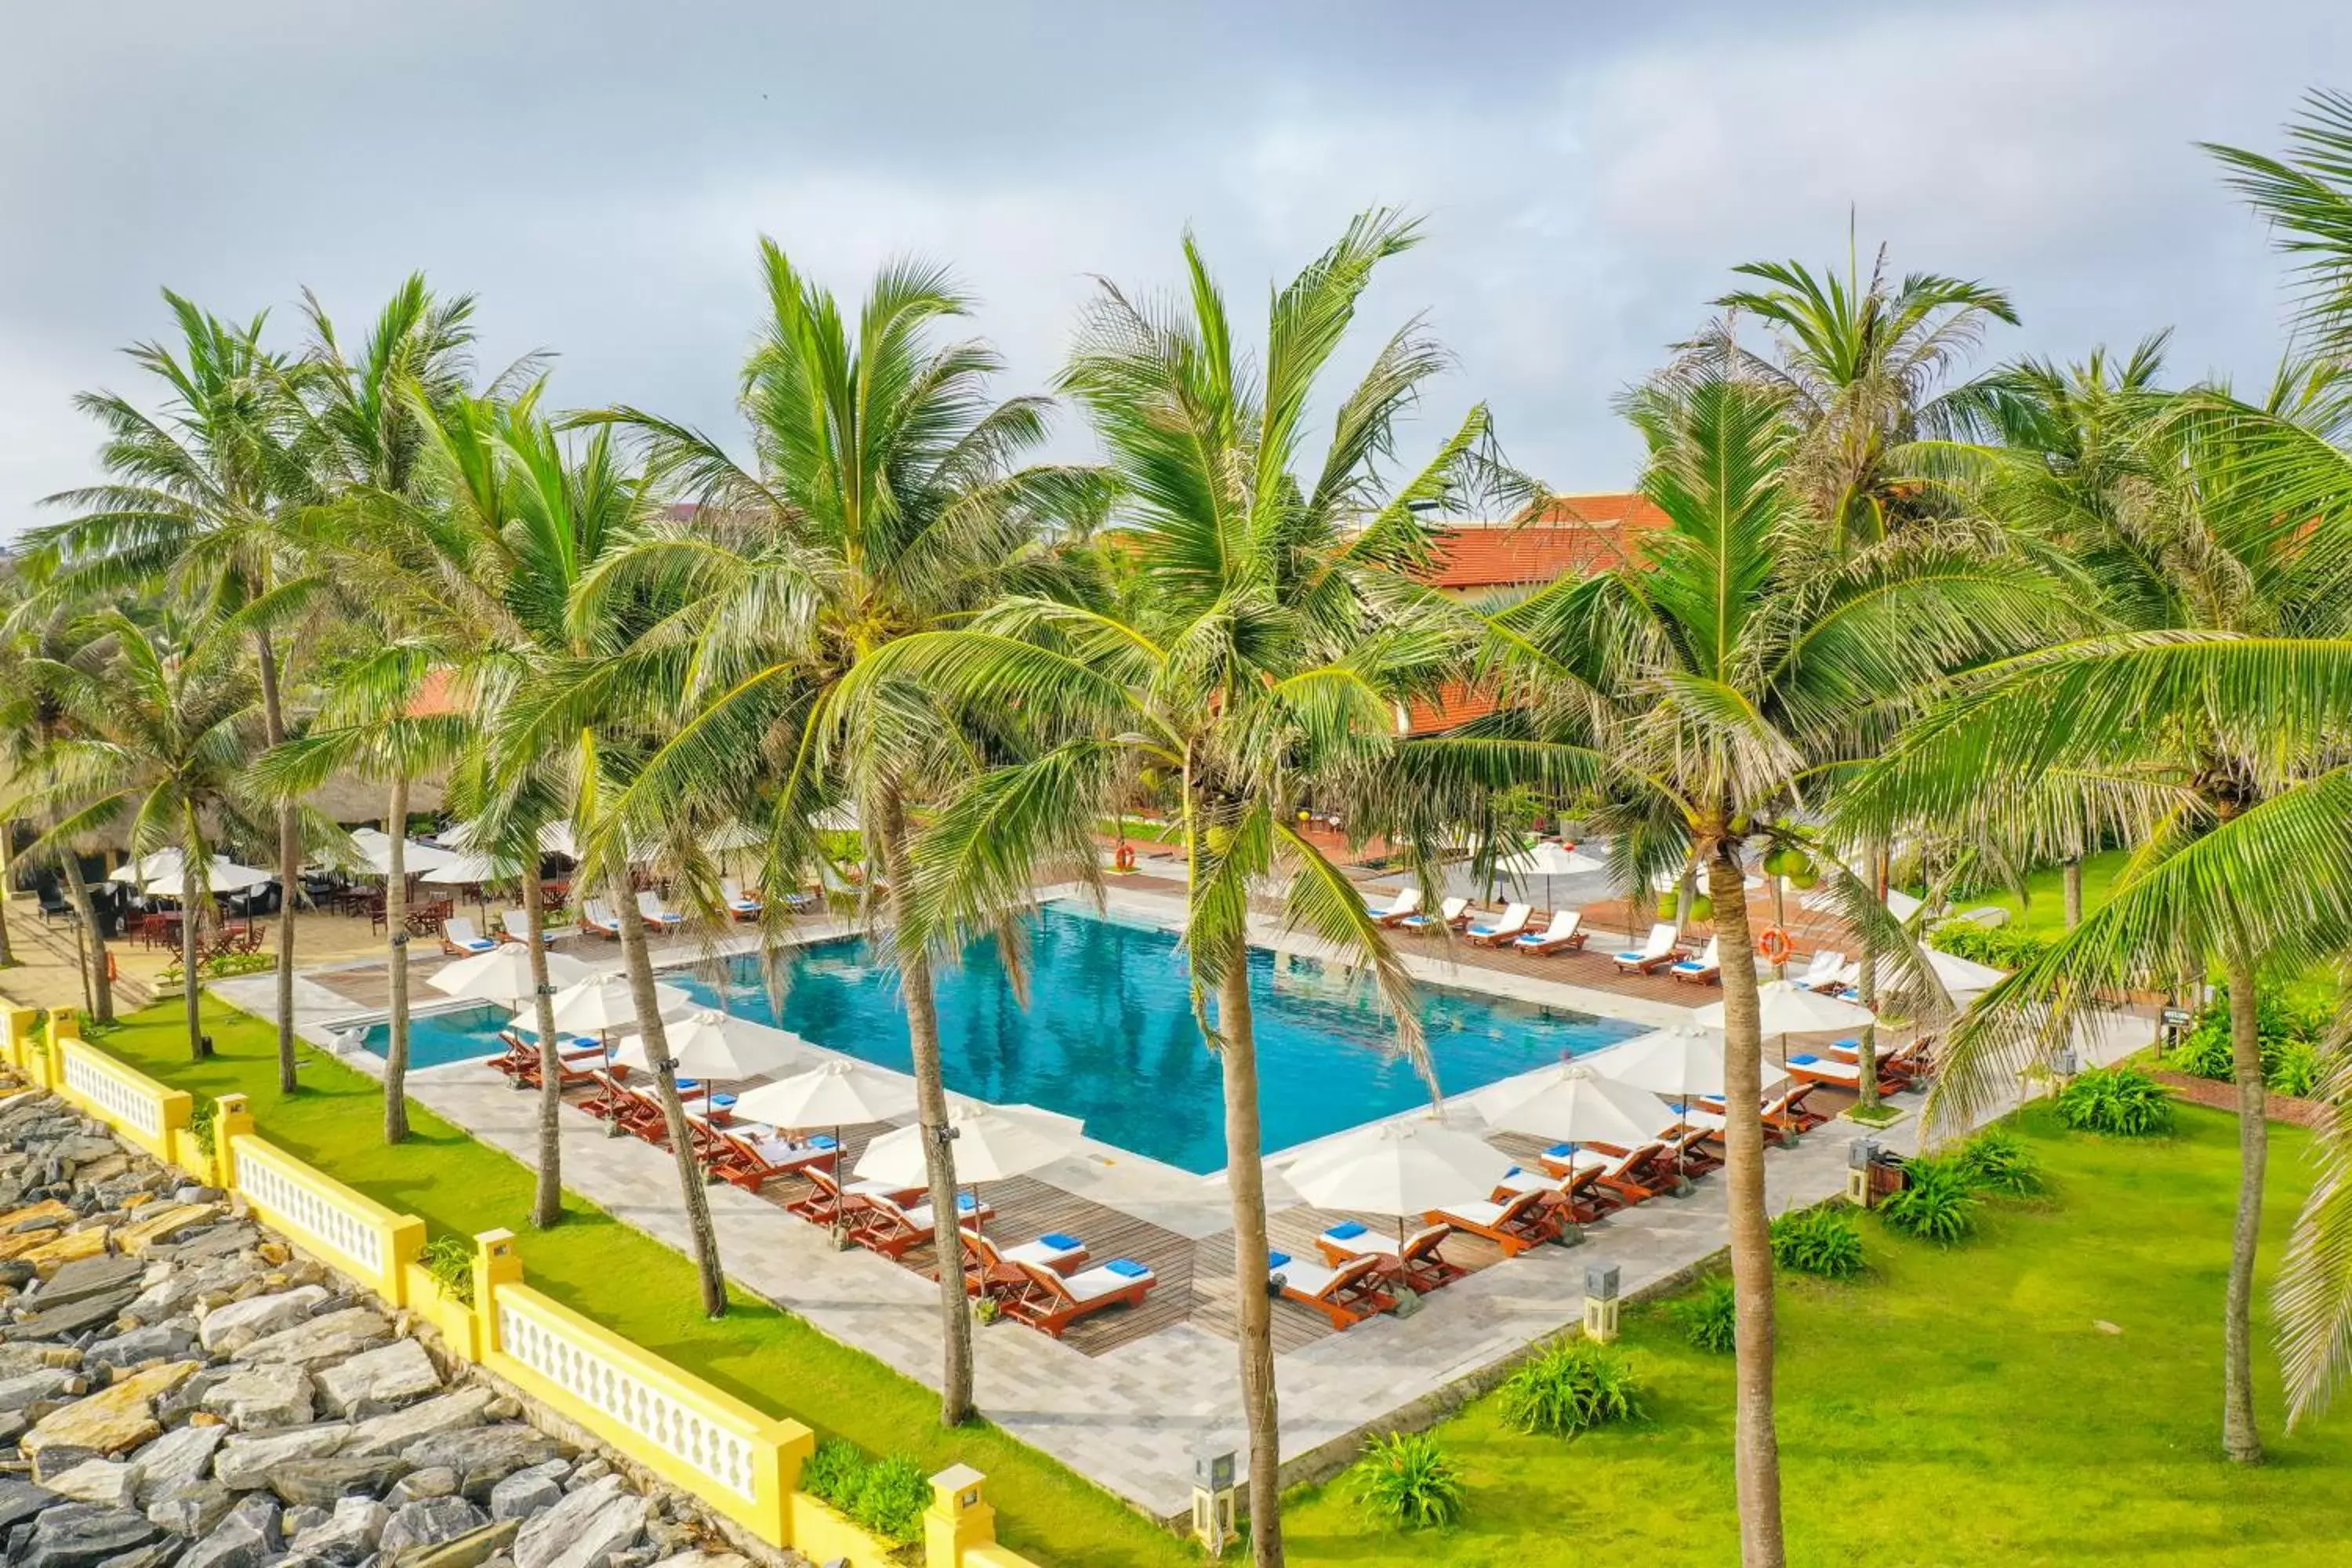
[522,867,564,1229]
[52,815,111,1025]
[2063,857,2085,929]
[0,825,15,969]
[181,809,206,1062]
[383,778,412,1144]
[1854,842,1886,1112]
[878,789,974,1424]
[1708,844,1785,1567]
[1217,956,1283,1566]
[2223,951,2267,1463]
[255,627,301,1093]
[609,870,728,1316]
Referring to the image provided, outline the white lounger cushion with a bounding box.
[1001,1236,1084,1269]
[1059,1263,1149,1303]
[1271,1258,1350,1298]
[1432,1198,1512,1229]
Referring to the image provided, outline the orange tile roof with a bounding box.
[405,666,465,719]
[1403,683,1499,735]
[1425,492,1663,590]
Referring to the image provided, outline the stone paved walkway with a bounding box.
[209,891,2154,1519]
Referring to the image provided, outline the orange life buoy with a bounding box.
[105,951,119,982]
[1112,841,1137,873]
[1757,927,1792,964]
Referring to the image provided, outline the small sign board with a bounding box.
[2159,1007,2194,1028]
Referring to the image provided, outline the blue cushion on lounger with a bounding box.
[810,1134,839,1150]
[1468,925,1501,938]
[1833,1038,1860,1051]
[1613,951,1642,963]
[1325,1220,1369,1241]
[1544,1142,1574,1160]
[1040,1232,1083,1251]
[711,1093,737,1109]
[677,1078,699,1091]
[1670,960,1701,973]
[1104,1258,1150,1279]
[1789,1054,1820,1065]
[954,1192,981,1214]
[1266,1250,1292,1270]
[1503,1165,1524,1178]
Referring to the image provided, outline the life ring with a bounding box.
[1112,841,1137,873]
[1756,927,1792,964]
[105,952,119,983]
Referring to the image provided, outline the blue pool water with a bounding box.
[366,905,1641,1173]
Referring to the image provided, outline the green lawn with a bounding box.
[1283,1102,2347,1566]
[1940,848,2129,940]
[86,1000,1191,1568]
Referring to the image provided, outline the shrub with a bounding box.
[2056,1065,2175,1137]
[1497,1341,1642,1436]
[847,1453,931,1544]
[799,1439,866,1509]
[1769,1205,1865,1279]
[419,1235,475,1305]
[1926,919,2052,971]
[2165,989,2328,1096]
[1672,1277,1737,1353]
[1952,1127,2044,1197]
[188,1097,219,1159]
[1880,1157,1980,1245]
[1349,1432,1467,1530]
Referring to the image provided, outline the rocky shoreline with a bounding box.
[0,1076,787,1568]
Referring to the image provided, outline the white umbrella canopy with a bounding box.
[1519,841,1602,877]
[546,975,695,1035]
[1922,946,2008,1000]
[812,805,861,833]
[1693,980,1876,1036]
[111,851,273,898]
[347,828,459,877]
[732,1058,911,1131]
[854,1100,1082,1189]
[430,946,596,1005]
[1281,1118,1512,1241]
[613,1010,798,1082]
[421,851,514,886]
[1472,1062,1668,1148]
[1602,1024,1788,1102]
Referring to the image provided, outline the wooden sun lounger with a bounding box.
[1270,1252,1396,1330]
[1512,912,1588,955]
[699,1125,837,1192]
[1496,1161,1620,1225]
[847,1192,997,1259]
[1003,1258,1157,1338]
[492,1031,605,1092]
[1702,1083,1828,1138]
[961,1228,1090,1297]
[1314,1222,1466,1294]
[1423,1189,1562,1257]
[1613,923,1682,975]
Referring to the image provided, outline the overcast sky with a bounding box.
[5,1,2347,543]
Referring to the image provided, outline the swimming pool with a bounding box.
[359,904,1642,1173]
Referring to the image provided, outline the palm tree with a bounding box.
[1838,369,2352,1462]
[1680,235,2017,546]
[24,292,323,1063]
[572,241,1103,1379]
[1477,369,2074,1564]
[2207,89,2352,368]
[840,212,1541,1563]
[25,613,267,1058]
[255,641,469,1138]
[0,593,116,1019]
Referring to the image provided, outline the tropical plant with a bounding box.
[840,212,1539,1557]
[1673,1276,1740,1353]
[1497,1341,1643,1437]
[1468,365,2071,1563]
[1837,332,2352,1461]
[20,612,267,1060]
[2207,89,2352,366]
[27,291,327,1091]
[2169,988,2330,1098]
[1925,917,2053,971]
[1678,237,2018,546]
[1769,1205,1865,1279]
[0,590,114,1018]
[575,241,1104,1374]
[844,1453,932,1544]
[2053,1066,2178,1138]
[1347,1432,1468,1531]
[419,1233,475,1305]
[1952,1126,2045,1197]
[1879,1157,1982,1244]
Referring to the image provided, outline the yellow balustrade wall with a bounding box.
[0,993,1053,1568]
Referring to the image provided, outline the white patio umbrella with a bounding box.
[347,827,460,877]
[854,1101,1083,1234]
[613,1010,799,1112]
[813,804,861,833]
[545,975,695,1036]
[1510,840,1602,909]
[1694,979,1876,1037]
[1473,1062,1668,1161]
[735,1061,915,1222]
[428,945,595,1006]
[1602,1024,1788,1103]
[1281,1117,1513,1248]
[1922,946,2008,1002]
[111,850,273,898]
